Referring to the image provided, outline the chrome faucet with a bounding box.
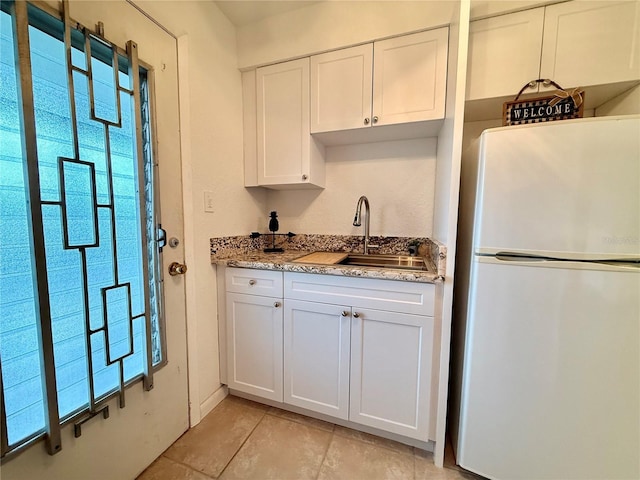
[353,195,377,255]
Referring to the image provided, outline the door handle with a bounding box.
[168,262,187,276]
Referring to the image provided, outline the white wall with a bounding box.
[134,0,262,419]
[236,1,456,68]
[266,138,437,237]
[596,84,640,116]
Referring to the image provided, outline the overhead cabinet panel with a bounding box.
[373,28,448,126]
[310,28,448,144]
[311,44,373,133]
[465,1,640,114]
[466,8,544,100]
[256,58,325,188]
[257,60,308,182]
[540,0,640,87]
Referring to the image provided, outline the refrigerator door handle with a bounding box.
[478,253,640,272]
[495,252,548,262]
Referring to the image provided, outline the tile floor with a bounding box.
[138,395,485,480]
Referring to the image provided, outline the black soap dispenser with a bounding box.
[264,211,284,253]
[268,211,279,233]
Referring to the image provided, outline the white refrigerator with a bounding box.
[454,116,640,480]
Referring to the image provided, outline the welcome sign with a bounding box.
[503,80,584,126]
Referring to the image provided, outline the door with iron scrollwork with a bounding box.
[0,0,188,477]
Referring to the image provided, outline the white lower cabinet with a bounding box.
[283,299,351,419]
[225,269,284,402]
[224,268,436,442]
[350,308,433,439]
[284,272,435,441]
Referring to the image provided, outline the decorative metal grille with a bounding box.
[0,0,162,458]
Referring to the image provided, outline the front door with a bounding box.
[0,1,189,478]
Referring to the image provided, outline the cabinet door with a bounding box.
[466,8,544,100]
[350,308,434,440]
[256,58,316,187]
[283,300,351,419]
[540,1,640,87]
[310,44,373,133]
[226,292,283,402]
[372,28,448,126]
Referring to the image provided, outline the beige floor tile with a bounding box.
[414,449,486,480]
[333,425,414,456]
[444,470,487,480]
[318,434,414,480]
[163,396,266,478]
[266,406,335,432]
[137,456,213,480]
[226,395,272,412]
[219,414,332,480]
[414,449,449,480]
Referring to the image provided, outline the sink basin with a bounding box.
[339,254,428,271]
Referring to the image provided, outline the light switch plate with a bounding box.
[204,191,215,213]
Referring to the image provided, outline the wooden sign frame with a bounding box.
[503,79,585,126]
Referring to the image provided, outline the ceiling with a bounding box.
[215,1,321,27]
[214,1,560,27]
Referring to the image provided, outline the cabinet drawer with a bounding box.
[226,267,283,297]
[284,272,434,316]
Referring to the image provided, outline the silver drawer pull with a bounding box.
[248,279,256,286]
[341,311,349,317]
[353,312,360,318]
[274,302,281,308]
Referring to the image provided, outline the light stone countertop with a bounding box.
[210,235,445,284]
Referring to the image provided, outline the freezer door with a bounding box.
[458,256,640,480]
[474,116,640,258]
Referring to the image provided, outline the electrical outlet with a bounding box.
[204,191,215,213]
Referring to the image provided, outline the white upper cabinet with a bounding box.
[373,28,448,126]
[467,1,640,104]
[255,58,325,189]
[466,9,544,100]
[310,28,448,142]
[540,1,640,88]
[310,44,373,133]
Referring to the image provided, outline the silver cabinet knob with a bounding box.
[341,311,349,317]
[372,116,378,124]
[168,262,187,276]
[274,302,281,308]
[353,312,360,318]
[248,279,256,286]
[302,174,308,180]
[364,118,370,125]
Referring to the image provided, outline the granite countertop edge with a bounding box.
[211,247,444,284]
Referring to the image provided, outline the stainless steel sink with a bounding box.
[339,254,428,271]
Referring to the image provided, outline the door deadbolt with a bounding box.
[168,262,187,276]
